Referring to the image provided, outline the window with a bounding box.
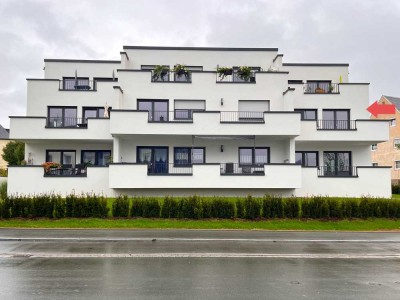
[371,144,377,151]
[323,151,352,176]
[238,100,269,120]
[46,150,76,167]
[394,139,400,149]
[395,161,400,170]
[81,150,111,166]
[137,146,169,174]
[174,147,205,166]
[83,107,111,121]
[47,107,77,127]
[372,163,378,167]
[294,109,317,120]
[239,147,270,165]
[305,80,332,94]
[138,100,169,122]
[391,119,396,127]
[322,109,350,129]
[295,151,319,167]
[62,77,90,90]
[232,66,260,82]
[174,100,205,120]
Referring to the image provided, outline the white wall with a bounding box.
[296,167,391,198]
[44,61,120,79]
[7,166,115,196]
[282,65,349,83]
[123,48,278,71]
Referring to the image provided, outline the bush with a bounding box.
[32,195,54,218]
[65,194,77,217]
[201,199,212,218]
[236,198,245,219]
[86,194,108,218]
[131,197,144,217]
[342,199,359,218]
[53,195,65,218]
[262,195,273,218]
[270,195,284,218]
[142,198,160,218]
[243,195,261,219]
[284,197,300,218]
[179,195,202,219]
[210,197,235,219]
[0,168,7,177]
[161,196,179,218]
[112,195,130,217]
[0,182,7,200]
[1,141,24,165]
[392,184,400,194]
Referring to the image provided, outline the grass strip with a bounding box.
[0,218,399,231]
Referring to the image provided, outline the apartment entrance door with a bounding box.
[137,147,168,174]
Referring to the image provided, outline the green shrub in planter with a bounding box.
[284,197,299,218]
[142,198,160,218]
[161,196,180,218]
[179,195,202,219]
[236,198,245,219]
[112,195,130,218]
[244,195,261,219]
[210,197,235,219]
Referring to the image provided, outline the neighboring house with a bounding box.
[371,95,400,184]
[7,46,391,197]
[0,124,10,169]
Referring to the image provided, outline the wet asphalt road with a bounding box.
[0,229,400,299]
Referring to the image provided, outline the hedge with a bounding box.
[1,194,400,219]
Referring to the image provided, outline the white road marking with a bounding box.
[0,237,399,243]
[1,252,400,259]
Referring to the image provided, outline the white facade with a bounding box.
[8,46,391,197]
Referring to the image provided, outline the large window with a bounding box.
[81,150,111,166]
[83,107,111,121]
[294,109,317,120]
[174,147,205,166]
[137,146,168,174]
[46,150,76,167]
[296,151,319,167]
[47,107,77,127]
[174,100,205,120]
[239,147,270,166]
[323,151,352,176]
[138,100,169,122]
[322,109,350,129]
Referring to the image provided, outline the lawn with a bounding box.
[0,218,399,231]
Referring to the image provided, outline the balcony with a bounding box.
[297,119,388,143]
[317,120,357,130]
[147,163,193,175]
[216,71,256,83]
[303,82,340,94]
[110,110,300,137]
[220,163,265,175]
[59,79,96,91]
[10,117,112,141]
[109,163,301,189]
[151,71,191,83]
[317,166,358,177]
[44,164,87,177]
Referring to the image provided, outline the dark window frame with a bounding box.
[173,147,206,166]
[295,151,319,167]
[323,151,352,175]
[82,106,112,120]
[294,109,318,120]
[47,106,78,127]
[62,77,90,90]
[238,147,270,166]
[173,99,206,120]
[322,109,350,129]
[81,150,112,166]
[137,99,169,121]
[45,149,76,166]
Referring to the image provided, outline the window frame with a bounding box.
[395,161,400,170]
[391,119,396,127]
[137,99,169,121]
[295,151,319,167]
[371,144,378,151]
[82,106,112,120]
[81,150,112,166]
[47,106,78,127]
[394,139,400,149]
[45,149,76,166]
[294,109,318,121]
[173,147,206,166]
[238,147,270,166]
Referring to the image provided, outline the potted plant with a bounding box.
[328,84,334,93]
[152,65,169,81]
[236,66,252,81]
[173,64,190,80]
[41,162,61,174]
[217,67,233,80]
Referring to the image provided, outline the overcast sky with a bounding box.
[1,0,400,127]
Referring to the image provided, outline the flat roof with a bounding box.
[123,46,279,52]
[44,59,121,64]
[283,63,349,67]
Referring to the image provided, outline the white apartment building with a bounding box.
[8,46,391,197]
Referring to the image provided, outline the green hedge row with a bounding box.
[1,194,400,219]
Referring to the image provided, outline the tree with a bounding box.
[2,141,25,165]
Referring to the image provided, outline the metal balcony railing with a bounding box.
[151,71,192,83]
[60,79,95,91]
[146,111,194,122]
[317,166,358,177]
[220,111,265,123]
[216,72,256,83]
[220,163,265,175]
[304,83,340,94]
[317,120,356,130]
[44,165,87,177]
[46,117,89,128]
[147,163,193,175]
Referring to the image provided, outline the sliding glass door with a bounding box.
[137,147,168,174]
[322,110,350,129]
[323,151,352,176]
[138,100,168,122]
